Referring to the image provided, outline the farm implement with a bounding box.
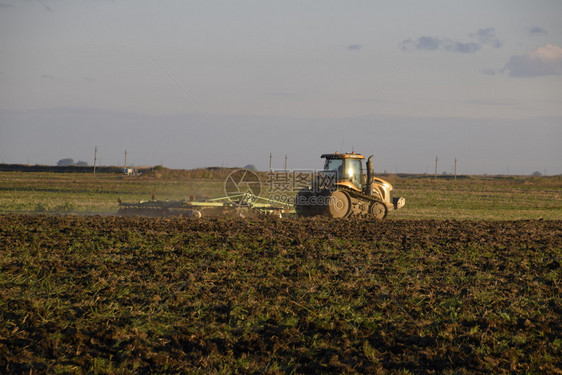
[117,192,293,218]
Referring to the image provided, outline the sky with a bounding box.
[1,0,561,175]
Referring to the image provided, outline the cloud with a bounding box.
[529,26,546,36]
[400,37,439,52]
[400,36,480,53]
[412,36,441,51]
[446,41,481,53]
[400,27,500,53]
[503,44,562,77]
[0,3,14,8]
[470,28,502,48]
[346,44,362,51]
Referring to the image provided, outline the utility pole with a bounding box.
[434,156,438,181]
[454,158,457,180]
[269,152,272,172]
[124,149,128,169]
[93,146,98,174]
[284,154,288,171]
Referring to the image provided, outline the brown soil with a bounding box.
[0,215,560,373]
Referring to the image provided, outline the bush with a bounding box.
[57,158,74,166]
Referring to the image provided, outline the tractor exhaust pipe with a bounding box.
[366,155,374,196]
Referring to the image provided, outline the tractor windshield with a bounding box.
[324,158,362,189]
[345,158,362,189]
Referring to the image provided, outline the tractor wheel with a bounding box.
[369,201,387,219]
[328,190,351,218]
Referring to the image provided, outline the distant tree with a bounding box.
[57,158,74,166]
[532,171,543,177]
[75,161,88,166]
[244,164,257,171]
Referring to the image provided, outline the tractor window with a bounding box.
[324,159,343,176]
[345,159,362,189]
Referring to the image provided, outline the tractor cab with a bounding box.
[321,152,364,191]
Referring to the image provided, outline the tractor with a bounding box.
[294,152,405,218]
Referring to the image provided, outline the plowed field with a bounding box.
[1,215,560,373]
